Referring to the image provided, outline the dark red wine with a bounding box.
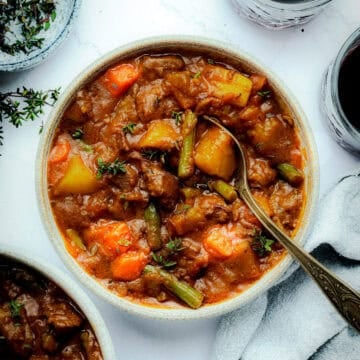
[338,45,360,131]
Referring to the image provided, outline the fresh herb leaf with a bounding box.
[166,237,185,253]
[71,128,84,139]
[51,10,57,22]
[9,300,23,318]
[0,0,57,55]
[257,90,272,98]
[0,87,60,151]
[141,149,167,163]
[171,111,183,126]
[192,71,201,79]
[122,123,137,135]
[152,253,177,269]
[251,230,274,257]
[96,158,127,179]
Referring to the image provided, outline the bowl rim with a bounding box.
[0,243,116,359]
[36,35,319,320]
[0,0,82,72]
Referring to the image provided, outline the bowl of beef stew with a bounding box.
[36,36,319,319]
[0,244,115,359]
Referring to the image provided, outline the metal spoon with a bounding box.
[203,115,360,332]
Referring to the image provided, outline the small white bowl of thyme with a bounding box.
[0,0,81,72]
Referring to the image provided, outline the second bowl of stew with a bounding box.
[36,36,319,319]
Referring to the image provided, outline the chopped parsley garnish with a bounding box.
[251,230,274,257]
[257,90,272,98]
[71,128,84,139]
[122,123,137,135]
[96,158,126,179]
[192,71,201,79]
[9,300,23,318]
[171,111,183,126]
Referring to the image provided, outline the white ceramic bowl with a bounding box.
[0,243,116,359]
[0,0,81,72]
[36,36,319,320]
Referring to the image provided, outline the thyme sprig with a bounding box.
[251,229,274,257]
[9,299,23,318]
[96,158,127,179]
[0,87,60,146]
[0,0,57,55]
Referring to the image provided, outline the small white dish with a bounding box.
[0,243,116,359]
[0,0,81,72]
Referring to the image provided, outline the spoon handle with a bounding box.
[240,186,360,332]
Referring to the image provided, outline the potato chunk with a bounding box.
[204,65,253,107]
[138,120,179,150]
[194,127,236,180]
[56,155,98,195]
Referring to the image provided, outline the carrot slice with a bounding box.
[84,220,133,258]
[102,63,140,97]
[111,252,148,281]
[49,140,70,163]
[203,225,233,260]
[250,74,267,92]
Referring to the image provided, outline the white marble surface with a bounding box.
[0,1,360,359]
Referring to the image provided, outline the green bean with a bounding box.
[144,203,162,250]
[180,187,201,199]
[277,163,303,186]
[144,265,204,309]
[208,180,237,203]
[178,111,197,178]
[65,229,86,250]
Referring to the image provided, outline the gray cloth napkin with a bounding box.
[213,168,360,360]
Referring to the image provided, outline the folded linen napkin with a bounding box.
[213,168,360,360]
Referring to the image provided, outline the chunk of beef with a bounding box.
[196,194,230,223]
[247,153,276,188]
[164,70,208,109]
[52,190,111,229]
[175,238,209,278]
[110,163,139,191]
[141,55,185,79]
[269,181,303,230]
[112,95,138,124]
[231,199,261,230]
[135,79,178,122]
[81,81,118,121]
[43,302,83,332]
[168,194,231,235]
[0,303,33,357]
[140,161,179,208]
[17,294,39,319]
